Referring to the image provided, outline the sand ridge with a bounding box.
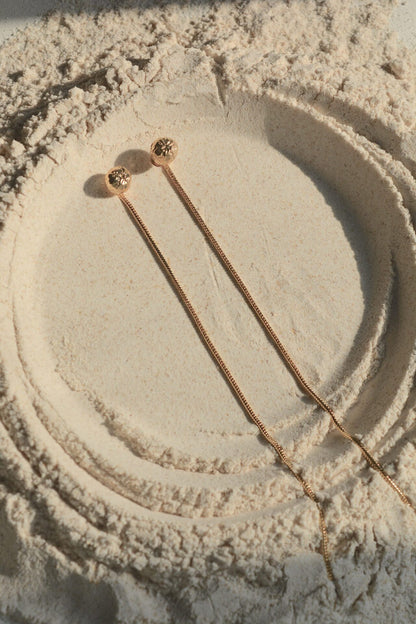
[1,1,416,622]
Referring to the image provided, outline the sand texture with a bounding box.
[1,1,416,622]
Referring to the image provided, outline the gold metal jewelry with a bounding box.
[150,138,178,166]
[148,136,416,579]
[105,165,131,195]
[105,161,334,581]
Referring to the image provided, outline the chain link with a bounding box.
[118,191,334,581]
[162,163,416,513]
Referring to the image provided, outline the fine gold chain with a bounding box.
[157,149,416,512]
[104,163,334,581]
[104,135,416,584]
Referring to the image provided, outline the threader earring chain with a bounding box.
[103,136,416,583]
[149,137,416,515]
[105,161,334,581]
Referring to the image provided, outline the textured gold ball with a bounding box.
[150,137,178,166]
[105,166,131,195]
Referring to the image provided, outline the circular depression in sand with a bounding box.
[1,85,416,577]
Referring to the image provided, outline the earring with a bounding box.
[148,135,416,581]
[105,165,132,195]
[150,138,178,166]
[104,160,335,582]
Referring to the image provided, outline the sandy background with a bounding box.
[1,1,416,623]
[1,0,416,47]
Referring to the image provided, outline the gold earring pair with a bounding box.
[104,137,178,195]
[102,137,416,584]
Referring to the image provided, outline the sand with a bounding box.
[1,1,416,622]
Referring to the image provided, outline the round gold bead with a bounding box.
[105,166,131,195]
[150,137,178,166]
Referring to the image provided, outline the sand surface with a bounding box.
[1,1,416,622]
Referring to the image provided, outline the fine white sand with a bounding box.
[1,1,416,622]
